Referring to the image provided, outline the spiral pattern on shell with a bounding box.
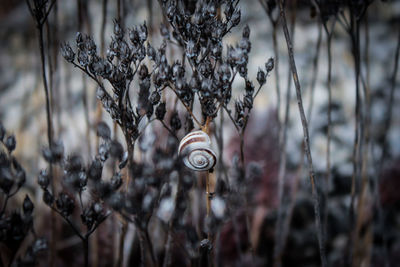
[178,130,217,171]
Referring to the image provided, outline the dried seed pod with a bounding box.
[178,130,217,171]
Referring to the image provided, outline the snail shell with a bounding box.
[178,130,217,171]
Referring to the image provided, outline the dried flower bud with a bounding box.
[114,20,124,40]
[43,190,54,206]
[170,112,181,131]
[85,37,97,55]
[108,192,124,211]
[155,102,166,121]
[88,158,103,181]
[186,40,198,59]
[111,173,123,191]
[231,9,241,27]
[32,238,48,254]
[23,195,34,215]
[138,64,149,80]
[119,152,129,169]
[38,169,50,189]
[56,193,75,217]
[244,94,253,109]
[149,91,161,105]
[97,122,111,140]
[0,167,13,194]
[138,22,148,43]
[245,80,255,95]
[99,143,110,162]
[200,239,213,251]
[265,57,274,72]
[65,155,83,173]
[78,50,89,67]
[243,25,250,39]
[0,122,5,142]
[76,32,84,48]
[160,23,170,40]
[5,135,16,152]
[257,68,266,86]
[147,43,156,60]
[110,140,124,160]
[61,42,75,63]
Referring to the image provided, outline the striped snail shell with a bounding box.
[178,130,217,171]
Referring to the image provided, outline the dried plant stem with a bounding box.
[352,10,373,266]
[37,20,58,267]
[163,226,173,267]
[216,109,229,185]
[272,53,292,267]
[347,10,364,266]
[259,0,280,129]
[145,228,158,267]
[38,19,54,173]
[163,174,182,267]
[95,0,108,150]
[278,1,327,266]
[273,1,297,265]
[116,220,127,267]
[100,0,108,57]
[138,230,147,267]
[238,130,254,258]
[147,0,153,39]
[77,0,92,157]
[272,24,281,130]
[204,117,212,241]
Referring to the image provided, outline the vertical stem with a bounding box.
[145,228,158,267]
[163,226,173,267]
[138,230,146,267]
[116,220,127,267]
[38,24,56,267]
[273,2,297,266]
[206,172,211,219]
[277,1,327,266]
[204,118,213,243]
[272,43,292,267]
[272,24,281,131]
[353,11,373,265]
[38,25,53,159]
[100,0,108,57]
[147,0,153,40]
[77,0,92,157]
[239,130,254,258]
[96,0,108,150]
[349,12,363,266]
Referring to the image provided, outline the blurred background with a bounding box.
[0,0,399,266]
